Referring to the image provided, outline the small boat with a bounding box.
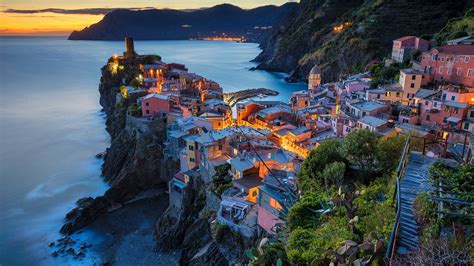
[257,93,267,98]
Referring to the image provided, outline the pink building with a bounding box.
[141,93,170,117]
[392,36,429,63]
[420,101,469,130]
[420,45,474,87]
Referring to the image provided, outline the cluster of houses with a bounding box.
[117,35,474,240]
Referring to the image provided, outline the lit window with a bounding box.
[269,197,282,211]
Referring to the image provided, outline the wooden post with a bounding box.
[461,132,468,160]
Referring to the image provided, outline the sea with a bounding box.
[0,37,306,265]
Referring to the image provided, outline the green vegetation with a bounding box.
[211,164,232,196]
[284,130,405,264]
[127,103,141,117]
[261,0,471,81]
[435,8,474,45]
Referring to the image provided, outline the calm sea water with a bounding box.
[0,37,305,265]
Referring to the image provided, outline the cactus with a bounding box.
[310,231,386,265]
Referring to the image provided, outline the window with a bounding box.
[438,66,444,74]
[377,94,380,99]
[425,101,429,106]
[445,106,450,112]
[465,56,470,63]
[411,75,416,80]
[447,67,452,75]
[218,144,223,151]
[426,114,430,121]
[442,94,446,100]
[457,68,463,76]
[468,69,473,77]
[454,107,459,114]
[269,197,282,211]
[470,111,474,118]
[464,122,470,130]
[434,102,438,107]
[396,92,400,97]
[188,145,194,151]
[189,157,195,162]
[410,83,415,88]
[146,110,150,114]
[451,95,456,101]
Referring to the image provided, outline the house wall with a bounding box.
[142,97,170,117]
[420,49,474,87]
[257,205,282,234]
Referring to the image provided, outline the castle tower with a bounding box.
[308,65,321,92]
[124,37,137,59]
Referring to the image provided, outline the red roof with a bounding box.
[394,36,416,42]
[439,44,474,55]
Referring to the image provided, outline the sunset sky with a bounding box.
[0,0,292,36]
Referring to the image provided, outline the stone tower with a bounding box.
[308,65,321,92]
[124,37,137,59]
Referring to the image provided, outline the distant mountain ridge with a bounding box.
[68,3,297,41]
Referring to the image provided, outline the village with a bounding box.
[111,36,474,244]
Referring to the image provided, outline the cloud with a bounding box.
[3,7,155,15]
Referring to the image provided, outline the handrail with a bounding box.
[385,135,411,262]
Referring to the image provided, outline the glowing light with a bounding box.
[113,54,118,59]
[333,21,353,33]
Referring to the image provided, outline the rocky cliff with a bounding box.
[61,57,178,234]
[255,0,473,82]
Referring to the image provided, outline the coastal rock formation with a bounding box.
[61,58,178,234]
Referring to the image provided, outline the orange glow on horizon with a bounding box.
[0,0,289,36]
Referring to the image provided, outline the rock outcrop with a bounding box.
[61,57,178,234]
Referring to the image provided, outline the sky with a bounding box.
[0,0,293,36]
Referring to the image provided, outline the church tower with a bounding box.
[308,65,321,92]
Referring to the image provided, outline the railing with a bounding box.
[385,135,411,263]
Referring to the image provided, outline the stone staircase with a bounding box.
[397,152,438,254]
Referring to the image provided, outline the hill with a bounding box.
[68,3,297,42]
[254,0,474,82]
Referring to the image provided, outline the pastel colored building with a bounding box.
[356,116,388,132]
[420,45,474,87]
[290,90,310,110]
[438,85,474,104]
[392,36,429,63]
[421,101,469,130]
[141,93,170,117]
[347,101,389,118]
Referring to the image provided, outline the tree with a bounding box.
[322,161,346,190]
[342,130,378,178]
[298,139,346,193]
[375,135,405,174]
